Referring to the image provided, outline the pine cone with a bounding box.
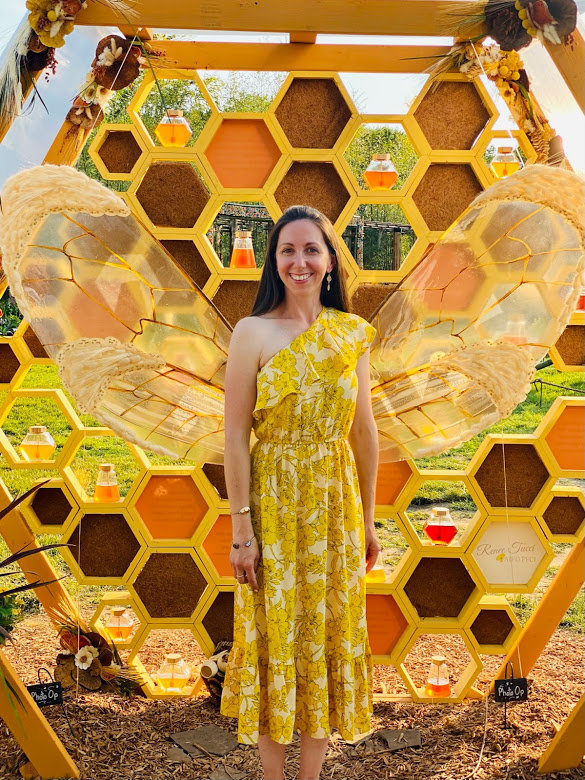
[485,0,532,50]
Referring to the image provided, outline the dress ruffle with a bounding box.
[220,643,374,744]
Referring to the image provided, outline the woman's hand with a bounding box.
[364,523,381,574]
[230,537,261,592]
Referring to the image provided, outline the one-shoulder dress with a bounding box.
[220,305,377,745]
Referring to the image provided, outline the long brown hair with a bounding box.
[251,205,350,316]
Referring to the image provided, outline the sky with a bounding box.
[0,0,584,186]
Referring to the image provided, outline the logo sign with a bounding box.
[26,681,63,708]
[494,677,528,703]
[472,521,546,586]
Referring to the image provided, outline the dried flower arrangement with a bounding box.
[429,41,557,162]
[0,0,137,136]
[54,614,144,694]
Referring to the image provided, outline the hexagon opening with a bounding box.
[159,239,212,290]
[412,163,483,232]
[135,475,208,540]
[542,496,584,537]
[98,130,142,174]
[406,479,479,548]
[474,443,550,508]
[404,557,477,619]
[206,200,274,268]
[69,436,142,499]
[133,552,207,619]
[344,122,418,192]
[370,515,411,582]
[0,343,21,383]
[67,513,141,578]
[137,78,212,147]
[202,463,228,500]
[135,161,210,229]
[414,80,491,150]
[545,406,585,472]
[205,118,281,188]
[470,609,514,647]
[365,593,409,656]
[201,591,235,645]
[134,628,208,691]
[471,520,547,588]
[274,161,351,224]
[2,396,73,461]
[401,632,476,696]
[202,514,233,579]
[342,204,416,271]
[275,77,352,149]
[31,485,76,527]
[212,279,261,329]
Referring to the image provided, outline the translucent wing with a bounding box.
[368,164,584,462]
[0,165,231,463]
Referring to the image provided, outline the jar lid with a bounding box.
[166,109,184,117]
[433,507,450,516]
[164,653,183,662]
[235,230,252,238]
[431,655,447,664]
[111,606,127,616]
[99,463,115,472]
[497,146,514,154]
[30,425,47,434]
[372,153,391,160]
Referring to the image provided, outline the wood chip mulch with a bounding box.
[1,613,583,780]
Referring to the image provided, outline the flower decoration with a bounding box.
[55,619,143,693]
[74,644,99,670]
[25,0,84,49]
[92,35,144,91]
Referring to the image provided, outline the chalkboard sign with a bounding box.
[26,681,63,708]
[494,677,528,703]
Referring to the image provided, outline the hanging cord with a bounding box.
[501,441,524,679]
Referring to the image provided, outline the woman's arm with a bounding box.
[224,317,263,591]
[348,348,381,573]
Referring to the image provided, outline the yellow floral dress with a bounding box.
[220,306,377,745]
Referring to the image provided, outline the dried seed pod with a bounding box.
[92,34,140,90]
[485,0,532,50]
[66,101,103,129]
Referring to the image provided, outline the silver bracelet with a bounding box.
[232,534,256,550]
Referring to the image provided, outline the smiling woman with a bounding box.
[221,204,380,778]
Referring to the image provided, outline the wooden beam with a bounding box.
[43,121,91,167]
[0,651,80,779]
[74,0,476,36]
[0,482,83,627]
[493,540,584,686]
[545,30,585,114]
[144,40,451,72]
[118,26,154,40]
[290,33,318,44]
[538,694,585,773]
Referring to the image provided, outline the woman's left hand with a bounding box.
[364,523,381,573]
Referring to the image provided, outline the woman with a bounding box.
[220,204,381,780]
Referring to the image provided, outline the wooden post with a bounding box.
[0,650,80,779]
[538,693,585,773]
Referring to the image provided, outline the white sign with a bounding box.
[472,521,546,586]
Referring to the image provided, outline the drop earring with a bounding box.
[326,272,332,292]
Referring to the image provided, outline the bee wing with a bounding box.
[0,165,231,462]
[367,164,584,461]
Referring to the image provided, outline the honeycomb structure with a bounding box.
[1,67,582,704]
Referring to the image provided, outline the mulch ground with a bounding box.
[1,613,583,780]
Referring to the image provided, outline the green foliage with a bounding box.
[0,289,22,335]
[0,596,17,644]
